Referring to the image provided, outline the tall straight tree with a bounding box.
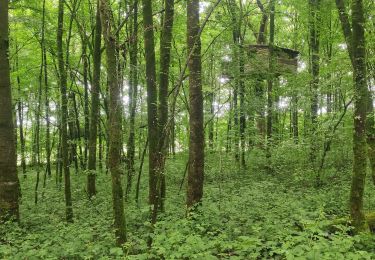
[309,0,321,185]
[186,0,204,209]
[15,47,26,178]
[142,0,160,219]
[87,0,102,198]
[57,0,73,222]
[266,0,275,149]
[336,0,369,232]
[158,0,175,211]
[0,0,20,222]
[126,0,138,198]
[42,0,52,178]
[100,0,127,245]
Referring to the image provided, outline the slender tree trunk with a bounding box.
[186,0,204,209]
[158,0,175,212]
[239,47,246,168]
[226,90,232,153]
[72,93,84,170]
[35,40,44,205]
[68,94,79,174]
[15,46,27,178]
[100,0,127,245]
[142,0,160,221]
[292,95,299,143]
[266,0,275,152]
[87,0,102,198]
[126,0,138,198]
[57,0,74,222]
[227,0,240,160]
[98,123,103,170]
[309,0,321,185]
[0,0,20,222]
[83,43,89,169]
[42,0,51,178]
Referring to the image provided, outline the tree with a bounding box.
[100,0,127,245]
[87,0,102,198]
[186,0,204,209]
[266,0,275,154]
[142,0,160,221]
[0,0,20,222]
[57,0,73,223]
[158,0,175,211]
[309,0,321,185]
[336,0,369,232]
[126,0,138,198]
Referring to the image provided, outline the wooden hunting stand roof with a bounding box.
[244,44,300,76]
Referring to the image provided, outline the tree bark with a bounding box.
[349,0,368,232]
[336,0,369,232]
[15,45,27,178]
[87,0,102,198]
[186,0,204,209]
[126,0,138,198]
[309,0,321,185]
[142,0,160,219]
[0,0,20,222]
[158,0,175,212]
[100,0,127,245]
[57,0,74,222]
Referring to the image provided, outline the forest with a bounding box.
[1,0,375,258]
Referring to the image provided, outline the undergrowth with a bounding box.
[1,144,375,259]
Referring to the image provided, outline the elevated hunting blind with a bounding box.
[244,44,299,77]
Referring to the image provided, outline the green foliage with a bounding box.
[1,151,375,259]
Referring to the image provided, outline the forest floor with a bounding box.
[2,148,375,259]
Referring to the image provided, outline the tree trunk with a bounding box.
[0,0,20,222]
[186,0,204,209]
[43,22,52,178]
[15,45,27,178]
[100,0,127,245]
[83,43,90,169]
[57,0,74,222]
[266,0,275,152]
[126,0,138,198]
[142,0,160,220]
[87,0,102,198]
[336,0,369,232]
[309,0,321,185]
[349,0,368,232]
[158,0,175,212]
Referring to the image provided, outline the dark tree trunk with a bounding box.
[186,0,204,209]
[83,44,90,169]
[239,47,246,168]
[142,0,160,220]
[158,0,175,212]
[0,0,20,222]
[57,0,74,222]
